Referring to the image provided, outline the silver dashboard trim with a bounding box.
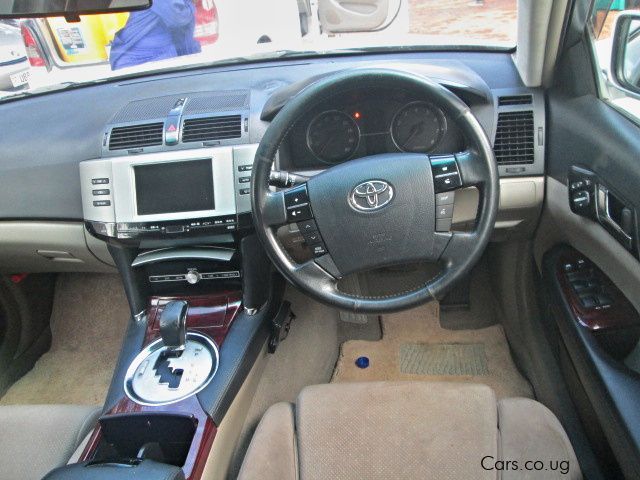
[80,145,258,230]
[131,247,235,267]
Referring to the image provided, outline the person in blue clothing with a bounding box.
[110,0,201,70]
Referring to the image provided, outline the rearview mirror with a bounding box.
[0,0,151,20]
[611,12,640,96]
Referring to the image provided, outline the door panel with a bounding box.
[546,92,640,215]
[539,62,640,477]
[317,0,389,33]
[535,177,640,312]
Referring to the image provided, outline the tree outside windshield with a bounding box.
[0,0,516,100]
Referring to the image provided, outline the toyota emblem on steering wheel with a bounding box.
[349,180,394,212]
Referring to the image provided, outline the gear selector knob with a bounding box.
[159,300,188,351]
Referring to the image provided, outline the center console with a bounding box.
[79,144,261,310]
[69,142,288,480]
[80,145,255,241]
[72,290,245,480]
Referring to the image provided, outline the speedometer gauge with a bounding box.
[307,110,360,164]
[391,101,446,153]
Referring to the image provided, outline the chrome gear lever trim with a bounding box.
[124,332,219,406]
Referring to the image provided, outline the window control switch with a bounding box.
[595,294,613,307]
[571,280,590,293]
[580,295,598,309]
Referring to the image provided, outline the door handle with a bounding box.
[596,185,633,250]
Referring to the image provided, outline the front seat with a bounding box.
[0,404,100,480]
[239,382,582,480]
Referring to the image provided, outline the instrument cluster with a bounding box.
[282,89,464,169]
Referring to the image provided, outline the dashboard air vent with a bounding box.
[109,123,164,150]
[182,115,242,143]
[498,94,532,106]
[494,111,535,165]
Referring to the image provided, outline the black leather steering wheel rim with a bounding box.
[252,69,499,313]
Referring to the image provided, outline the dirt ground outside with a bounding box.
[407,1,640,46]
[596,7,640,39]
[408,0,517,44]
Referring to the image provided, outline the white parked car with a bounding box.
[0,21,29,91]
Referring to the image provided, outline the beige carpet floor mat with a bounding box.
[332,301,533,399]
[0,273,129,406]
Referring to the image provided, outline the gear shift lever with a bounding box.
[159,300,188,351]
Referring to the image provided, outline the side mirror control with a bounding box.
[568,166,597,218]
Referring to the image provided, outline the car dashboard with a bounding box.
[0,52,546,273]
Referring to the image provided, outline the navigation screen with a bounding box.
[135,159,214,215]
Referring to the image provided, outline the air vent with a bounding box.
[498,94,532,106]
[182,115,242,143]
[109,123,164,150]
[494,111,535,165]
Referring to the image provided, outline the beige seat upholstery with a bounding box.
[0,404,100,480]
[239,382,582,480]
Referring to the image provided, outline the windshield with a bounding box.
[0,0,517,100]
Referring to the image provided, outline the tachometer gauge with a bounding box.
[391,101,446,153]
[306,110,360,163]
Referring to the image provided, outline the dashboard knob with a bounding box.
[185,270,200,285]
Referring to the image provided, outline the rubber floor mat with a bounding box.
[400,343,488,376]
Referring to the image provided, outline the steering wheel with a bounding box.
[252,69,499,313]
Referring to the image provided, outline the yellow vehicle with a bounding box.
[45,13,128,64]
[21,1,219,68]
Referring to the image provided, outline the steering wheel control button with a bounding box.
[302,230,322,245]
[297,220,317,233]
[436,218,452,232]
[284,185,310,208]
[436,204,454,219]
[311,243,328,257]
[434,172,462,193]
[430,155,458,176]
[287,204,312,222]
[430,156,462,193]
[435,192,455,206]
